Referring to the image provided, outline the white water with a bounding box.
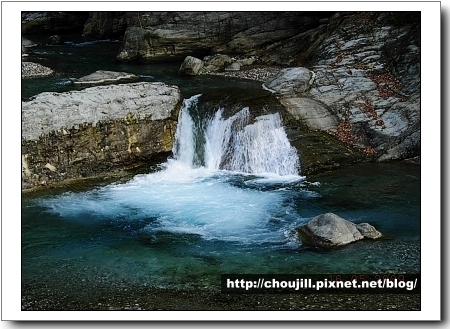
[175,94,301,176]
[41,95,309,244]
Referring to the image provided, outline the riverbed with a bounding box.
[21,37,420,311]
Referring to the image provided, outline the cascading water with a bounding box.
[172,94,301,177]
[38,94,307,245]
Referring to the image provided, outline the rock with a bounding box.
[203,54,232,72]
[296,213,382,247]
[47,35,63,45]
[280,97,339,131]
[22,37,38,58]
[178,56,204,75]
[237,57,256,66]
[114,12,333,63]
[22,62,54,79]
[116,27,147,62]
[262,67,315,96]
[224,62,241,71]
[22,36,38,48]
[302,12,420,162]
[356,223,382,239]
[21,82,182,190]
[82,12,127,39]
[74,70,139,86]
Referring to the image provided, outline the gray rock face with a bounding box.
[74,70,139,86]
[21,82,182,190]
[114,12,333,63]
[296,213,382,247]
[178,56,204,75]
[303,12,420,162]
[263,68,314,96]
[280,98,339,131]
[269,13,420,163]
[82,12,127,38]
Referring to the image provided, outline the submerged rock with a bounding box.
[74,70,139,86]
[296,213,382,247]
[22,82,182,190]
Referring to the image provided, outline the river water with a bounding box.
[22,38,420,294]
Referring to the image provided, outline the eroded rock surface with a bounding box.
[115,12,333,63]
[269,12,420,164]
[22,82,182,190]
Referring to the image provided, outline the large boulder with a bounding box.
[296,213,382,247]
[262,67,315,96]
[178,56,204,76]
[74,70,139,86]
[21,82,182,190]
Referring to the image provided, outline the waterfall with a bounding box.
[172,95,300,176]
[172,95,198,167]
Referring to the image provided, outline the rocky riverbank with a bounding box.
[171,12,420,163]
[205,65,281,82]
[22,82,182,191]
[21,61,54,79]
[20,11,420,190]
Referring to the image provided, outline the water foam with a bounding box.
[40,94,307,244]
[179,94,301,177]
